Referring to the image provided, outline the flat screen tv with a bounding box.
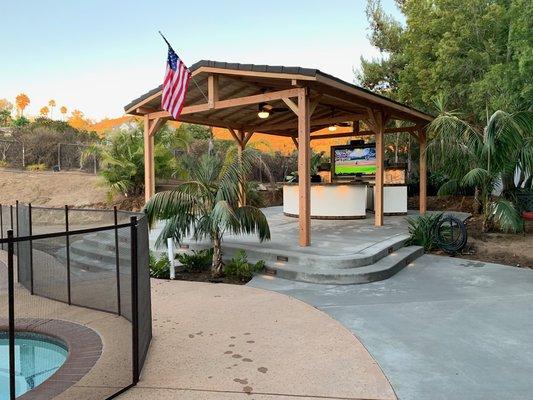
[332,144,376,176]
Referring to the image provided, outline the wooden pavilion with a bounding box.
[124,60,433,246]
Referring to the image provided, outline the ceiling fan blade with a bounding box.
[270,107,289,112]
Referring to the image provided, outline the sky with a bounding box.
[1,0,402,120]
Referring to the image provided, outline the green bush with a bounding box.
[149,251,170,279]
[0,160,9,168]
[176,248,213,273]
[406,213,443,251]
[26,163,47,171]
[223,250,265,281]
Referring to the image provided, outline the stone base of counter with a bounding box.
[284,212,366,220]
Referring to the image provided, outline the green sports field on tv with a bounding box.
[333,146,377,176]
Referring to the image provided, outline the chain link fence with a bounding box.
[0,140,98,173]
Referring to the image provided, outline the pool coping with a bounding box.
[0,318,102,400]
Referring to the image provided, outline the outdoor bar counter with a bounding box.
[283,182,367,219]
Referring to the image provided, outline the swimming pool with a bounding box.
[0,332,68,398]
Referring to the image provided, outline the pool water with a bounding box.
[0,332,68,398]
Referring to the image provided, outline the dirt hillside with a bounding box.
[0,168,108,207]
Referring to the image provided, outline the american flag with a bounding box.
[161,45,191,120]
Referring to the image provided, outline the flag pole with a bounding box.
[158,31,209,104]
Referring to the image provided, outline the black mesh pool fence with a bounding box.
[0,203,152,400]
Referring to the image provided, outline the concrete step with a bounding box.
[56,247,131,274]
[262,246,424,285]
[69,239,130,265]
[184,233,410,270]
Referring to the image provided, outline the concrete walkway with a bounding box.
[119,279,396,400]
[250,255,533,400]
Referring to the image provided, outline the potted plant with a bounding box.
[285,151,325,183]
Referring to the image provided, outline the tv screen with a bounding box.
[333,145,376,176]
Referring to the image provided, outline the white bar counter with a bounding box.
[283,182,367,219]
[366,184,408,215]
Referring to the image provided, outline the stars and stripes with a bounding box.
[161,45,191,120]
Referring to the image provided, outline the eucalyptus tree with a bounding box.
[145,149,271,276]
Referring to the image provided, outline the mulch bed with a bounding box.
[416,195,533,268]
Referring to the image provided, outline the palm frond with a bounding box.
[234,206,271,241]
[437,179,460,196]
[490,198,522,233]
[461,167,491,188]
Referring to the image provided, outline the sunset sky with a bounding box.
[2,0,402,120]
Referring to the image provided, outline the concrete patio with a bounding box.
[155,206,469,284]
[118,279,396,400]
[250,254,533,400]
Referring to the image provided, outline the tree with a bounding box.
[48,100,56,119]
[68,109,92,131]
[0,99,13,126]
[145,150,271,276]
[39,106,49,118]
[84,126,176,197]
[60,106,67,120]
[428,103,533,232]
[15,93,30,117]
[357,0,533,124]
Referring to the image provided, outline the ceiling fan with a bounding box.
[257,102,289,119]
[328,108,351,131]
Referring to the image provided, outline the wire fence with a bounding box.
[0,203,151,400]
[0,140,99,173]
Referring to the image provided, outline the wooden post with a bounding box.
[297,88,311,246]
[375,117,385,227]
[144,116,155,203]
[237,130,246,207]
[365,110,386,227]
[419,128,427,214]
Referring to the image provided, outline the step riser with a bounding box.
[184,237,408,270]
[267,247,423,285]
[70,244,130,265]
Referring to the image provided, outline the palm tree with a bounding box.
[48,99,56,119]
[60,106,67,120]
[39,106,49,118]
[428,102,533,233]
[145,150,271,276]
[15,93,30,116]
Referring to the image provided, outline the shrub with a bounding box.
[223,250,265,282]
[176,248,213,273]
[406,213,443,251]
[149,251,170,279]
[26,163,47,171]
[0,160,8,168]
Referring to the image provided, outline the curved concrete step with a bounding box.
[69,240,130,265]
[261,246,424,285]
[56,247,130,274]
[185,234,410,270]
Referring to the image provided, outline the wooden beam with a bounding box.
[419,128,427,215]
[257,113,366,131]
[297,88,311,246]
[243,131,254,146]
[207,74,219,109]
[147,117,167,137]
[309,95,322,115]
[181,87,301,115]
[282,97,299,115]
[227,127,242,146]
[291,137,299,149]
[143,116,155,203]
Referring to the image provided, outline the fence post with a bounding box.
[7,229,16,400]
[0,204,3,251]
[15,201,19,275]
[130,216,139,384]
[65,205,71,305]
[114,206,121,316]
[29,203,34,295]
